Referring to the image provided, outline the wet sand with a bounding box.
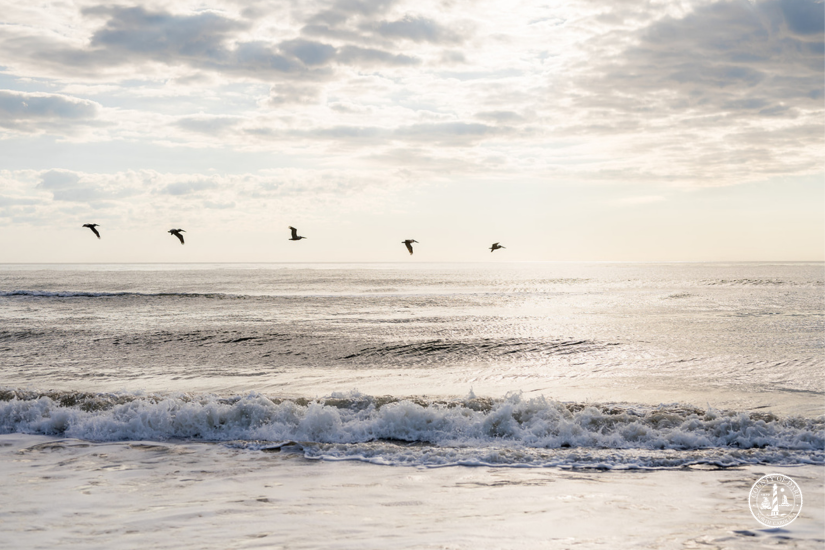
[1,434,822,549]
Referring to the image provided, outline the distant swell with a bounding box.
[701,279,824,287]
[341,338,615,361]
[0,290,231,299]
[1,390,822,468]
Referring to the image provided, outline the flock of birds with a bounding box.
[83,224,506,254]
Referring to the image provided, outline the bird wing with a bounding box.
[290,226,298,239]
[176,232,185,244]
[405,241,413,255]
[91,226,100,239]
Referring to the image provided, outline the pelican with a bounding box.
[168,228,185,244]
[490,242,505,252]
[288,226,306,241]
[402,239,418,255]
[82,224,101,239]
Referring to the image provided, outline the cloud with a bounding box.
[229,42,310,76]
[1,4,436,81]
[84,6,247,61]
[35,170,128,203]
[307,0,399,27]
[590,0,825,115]
[302,0,472,50]
[279,39,338,66]
[5,166,419,232]
[0,0,819,193]
[0,90,100,132]
[475,110,526,124]
[242,120,503,146]
[779,0,825,35]
[37,170,81,190]
[370,15,464,44]
[328,101,372,113]
[2,6,319,80]
[175,115,243,134]
[292,125,387,141]
[267,83,324,105]
[161,180,219,196]
[0,196,41,206]
[393,122,500,143]
[335,45,419,66]
[440,50,467,64]
[529,0,825,185]
[203,200,235,209]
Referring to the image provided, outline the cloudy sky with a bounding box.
[0,0,822,262]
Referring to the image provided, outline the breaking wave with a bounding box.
[1,389,822,469]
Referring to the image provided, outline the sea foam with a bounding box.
[1,390,822,468]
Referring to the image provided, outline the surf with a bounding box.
[1,389,821,468]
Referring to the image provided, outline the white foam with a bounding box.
[1,391,822,468]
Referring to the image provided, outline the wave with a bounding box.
[341,338,615,361]
[0,290,232,299]
[701,279,824,287]
[1,390,822,468]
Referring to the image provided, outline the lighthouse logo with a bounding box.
[749,474,803,527]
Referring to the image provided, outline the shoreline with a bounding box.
[1,434,823,549]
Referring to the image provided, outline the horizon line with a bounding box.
[1,260,822,265]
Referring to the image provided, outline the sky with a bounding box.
[0,0,822,262]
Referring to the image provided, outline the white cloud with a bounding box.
[175,115,244,134]
[0,0,820,260]
[0,167,420,229]
[0,90,101,132]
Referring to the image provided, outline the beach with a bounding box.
[0,262,822,547]
[2,0,822,544]
[1,433,823,549]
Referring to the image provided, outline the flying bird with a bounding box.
[402,239,418,255]
[289,226,306,241]
[82,224,100,239]
[168,229,185,244]
[490,242,505,252]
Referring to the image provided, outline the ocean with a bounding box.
[1,262,823,548]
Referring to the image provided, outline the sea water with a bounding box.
[0,263,823,548]
[1,262,822,468]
